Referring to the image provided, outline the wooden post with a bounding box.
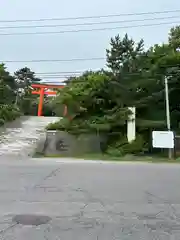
[38,88,44,116]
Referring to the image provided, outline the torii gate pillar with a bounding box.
[38,87,45,116]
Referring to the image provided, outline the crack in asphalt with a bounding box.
[0,223,18,236]
[145,191,179,220]
[142,191,180,236]
[2,163,180,239]
[33,167,61,189]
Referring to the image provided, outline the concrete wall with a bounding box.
[41,131,103,156]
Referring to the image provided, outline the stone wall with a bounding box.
[41,131,104,156]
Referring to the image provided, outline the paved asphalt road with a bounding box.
[0,159,180,239]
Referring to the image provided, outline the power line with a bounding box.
[37,75,81,78]
[0,9,180,23]
[37,64,180,76]
[38,75,81,78]
[36,74,79,77]
[37,76,81,79]
[0,15,179,29]
[37,69,180,79]
[0,21,178,36]
[36,70,91,74]
[2,54,180,65]
[1,57,105,63]
[29,64,180,83]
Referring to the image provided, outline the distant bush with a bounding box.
[106,134,148,157]
[0,104,21,126]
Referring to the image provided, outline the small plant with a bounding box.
[106,134,147,157]
[0,104,21,125]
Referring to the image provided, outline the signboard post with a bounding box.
[152,131,174,158]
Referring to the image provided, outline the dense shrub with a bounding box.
[106,135,148,157]
[0,104,21,126]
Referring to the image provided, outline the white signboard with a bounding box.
[152,131,174,149]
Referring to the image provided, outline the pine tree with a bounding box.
[14,67,41,89]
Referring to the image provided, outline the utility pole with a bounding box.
[164,76,172,159]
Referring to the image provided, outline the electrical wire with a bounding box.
[0,9,180,23]
[1,49,180,66]
[36,70,92,74]
[0,21,178,36]
[0,15,179,29]
[1,52,179,64]
[1,57,105,63]
[38,76,80,79]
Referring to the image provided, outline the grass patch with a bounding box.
[33,152,180,163]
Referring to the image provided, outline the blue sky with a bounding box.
[0,0,180,83]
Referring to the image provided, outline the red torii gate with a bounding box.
[31,83,67,116]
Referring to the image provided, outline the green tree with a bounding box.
[168,25,180,51]
[0,64,16,104]
[106,34,155,124]
[106,34,144,74]
[136,26,180,131]
[14,67,41,89]
[51,70,123,133]
[49,35,150,152]
[14,67,41,115]
[0,64,21,125]
[48,27,180,155]
[148,42,180,129]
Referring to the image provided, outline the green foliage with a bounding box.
[43,99,55,116]
[0,64,21,125]
[0,65,54,119]
[0,64,16,90]
[169,26,180,50]
[0,83,15,105]
[106,34,144,74]
[14,67,43,116]
[52,69,131,134]
[0,64,16,105]
[0,104,21,125]
[49,26,180,156]
[14,67,41,89]
[106,135,147,157]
